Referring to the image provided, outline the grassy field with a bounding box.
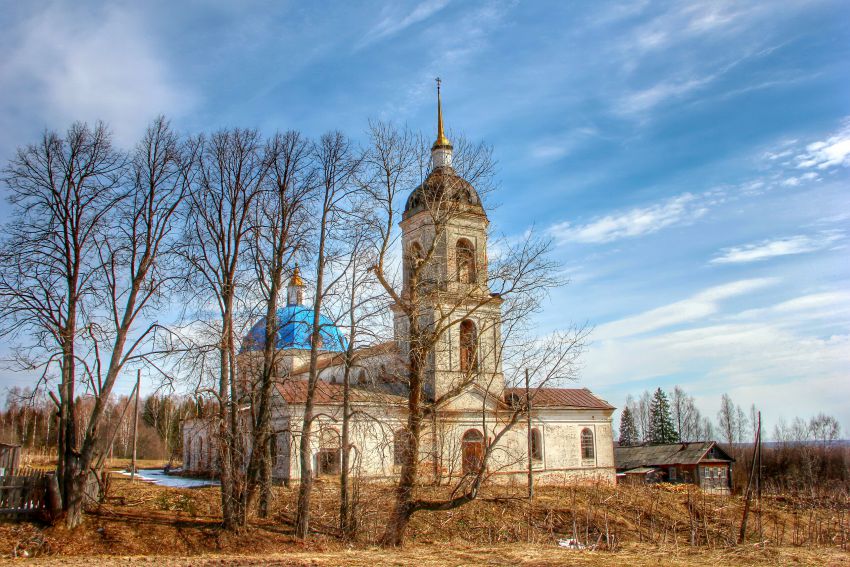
[0,472,846,566]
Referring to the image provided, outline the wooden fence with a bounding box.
[0,468,101,522]
[0,469,49,520]
[0,443,21,476]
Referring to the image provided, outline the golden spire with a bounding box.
[433,77,452,149]
[290,264,303,287]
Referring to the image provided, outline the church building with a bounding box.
[182,85,616,485]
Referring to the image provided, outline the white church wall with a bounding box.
[278,402,406,481]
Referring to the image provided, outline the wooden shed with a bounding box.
[614,441,734,493]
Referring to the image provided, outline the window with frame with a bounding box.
[580,428,594,460]
[393,428,410,466]
[530,428,543,461]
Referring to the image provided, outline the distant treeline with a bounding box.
[0,387,214,461]
[618,386,847,494]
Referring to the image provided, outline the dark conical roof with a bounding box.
[403,166,485,220]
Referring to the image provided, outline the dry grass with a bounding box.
[0,474,847,566]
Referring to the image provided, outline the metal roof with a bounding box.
[242,305,347,353]
[276,380,407,406]
[503,387,614,409]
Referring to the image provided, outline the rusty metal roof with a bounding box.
[503,387,614,409]
[276,380,407,406]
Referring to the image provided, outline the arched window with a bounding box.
[358,369,367,385]
[461,429,484,475]
[580,428,594,460]
[459,319,478,374]
[185,439,192,469]
[393,428,410,466]
[530,428,543,461]
[456,238,476,284]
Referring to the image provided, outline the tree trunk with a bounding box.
[218,316,236,530]
[380,348,423,546]
[339,347,353,537]
[295,202,331,539]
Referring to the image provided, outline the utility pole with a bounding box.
[131,369,141,481]
[738,411,761,544]
[757,411,762,543]
[525,368,533,500]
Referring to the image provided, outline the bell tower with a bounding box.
[395,80,505,404]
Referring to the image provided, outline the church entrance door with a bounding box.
[461,429,484,475]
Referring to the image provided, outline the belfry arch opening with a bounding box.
[459,319,478,374]
[456,238,476,284]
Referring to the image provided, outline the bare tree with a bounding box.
[244,131,314,517]
[363,119,587,546]
[181,127,270,530]
[0,117,190,527]
[717,393,737,445]
[0,122,123,524]
[294,131,362,539]
[330,202,388,538]
[808,413,841,446]
[671,386,705,442]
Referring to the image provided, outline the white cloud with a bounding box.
[794,119,850,170]
[582,296,850,431]
[710,231,844,264]
[359,0,452,48]
[549,193,708,244]
[595,278,777,340]
[0,4,195,147]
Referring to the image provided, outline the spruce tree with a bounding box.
[619,407,638,446]
[649,388,679,444]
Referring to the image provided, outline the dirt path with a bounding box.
[5,544,848,567]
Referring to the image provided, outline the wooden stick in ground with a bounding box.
[526,368,533,501]
[131,369,141,481]
[738,414,761,544]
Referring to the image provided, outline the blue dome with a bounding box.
[242,305,347,353]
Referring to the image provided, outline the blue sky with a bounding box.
[0,1,848,434]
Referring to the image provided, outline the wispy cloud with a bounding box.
[549,193,708,244]
[595,278,777,340]
[0,4,195,147]
[529,127,600,162]
[733,291,850,322]
[358,0,452,48]
[710,231,844,264]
